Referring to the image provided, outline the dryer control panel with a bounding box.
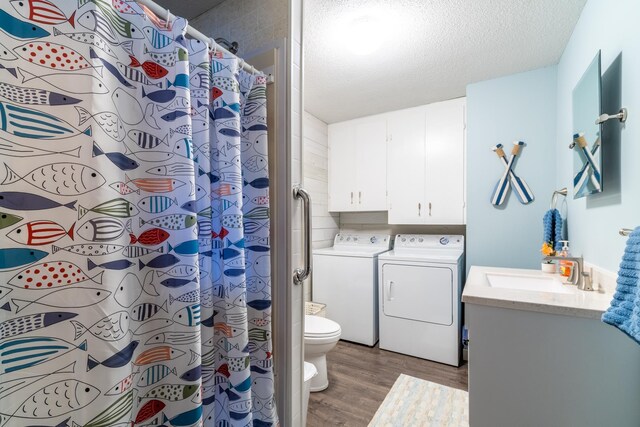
[394,234,464,250]
[333,233,391,249]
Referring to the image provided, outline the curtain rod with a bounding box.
[136,0,266,77]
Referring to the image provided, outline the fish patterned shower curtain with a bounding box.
[0,1,276,426]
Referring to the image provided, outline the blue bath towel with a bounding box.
[542,209,563,251]
[602,227,640,345]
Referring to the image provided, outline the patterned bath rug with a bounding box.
[368,374,469,427]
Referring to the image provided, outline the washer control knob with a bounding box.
[370,236,377,244]
[439,237,449,245]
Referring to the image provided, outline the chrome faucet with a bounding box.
[543,256,592,290]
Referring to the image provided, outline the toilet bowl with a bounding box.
[304,314,341,392]
[302,361,318,426]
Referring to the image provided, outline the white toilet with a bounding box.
[304,314,341,392]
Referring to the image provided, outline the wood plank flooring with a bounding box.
[307,341,468,427]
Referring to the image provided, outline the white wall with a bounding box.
[190,0,288,57]
[555,0,640,272]
[303,112,339,301]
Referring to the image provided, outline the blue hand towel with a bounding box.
[542,209,564,250]
[602,227,640,345]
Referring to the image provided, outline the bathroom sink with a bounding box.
[486,273,573,294]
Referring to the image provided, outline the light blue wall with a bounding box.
[466,67,558,274]
[556,0,640,272]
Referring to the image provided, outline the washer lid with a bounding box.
[313,246,391,258]
[305,315,341,336]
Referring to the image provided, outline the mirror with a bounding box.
[572,50,602,198]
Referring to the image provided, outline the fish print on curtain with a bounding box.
[207,52,278,425]
[0,1,206,426]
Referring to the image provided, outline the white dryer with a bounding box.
[313,233,392,346]
[378,234,464,366]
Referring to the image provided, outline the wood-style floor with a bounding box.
[307,340,468,427]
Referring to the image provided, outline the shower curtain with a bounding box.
[0,1,276,426]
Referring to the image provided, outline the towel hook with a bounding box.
[619,228,633,237]
[550,187,568,210]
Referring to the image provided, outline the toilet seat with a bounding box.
[305,315,341,338]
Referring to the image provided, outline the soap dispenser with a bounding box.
[558,240,573,278]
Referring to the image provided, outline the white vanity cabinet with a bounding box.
[388,97,466,224]
[328,116,387,212]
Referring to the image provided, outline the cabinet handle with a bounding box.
[429,202,432,216]
[418,203,421,216]
[359,191,362,204]
[350,192,353,204]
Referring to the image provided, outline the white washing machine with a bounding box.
[378,234,464,366]
[313,233,392,346]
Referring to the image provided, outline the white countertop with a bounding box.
[462,265,615,320]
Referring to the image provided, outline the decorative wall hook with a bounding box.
[596,107,627,124]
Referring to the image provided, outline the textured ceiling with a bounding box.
[305,0,586,123]
[155,0,226,20]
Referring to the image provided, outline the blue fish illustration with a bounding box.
[219,127,241,137]
[0,81,82,106]
[224,268,245,277]
[139,254,180,270]
[87,340,139,371]
[142,87,176,103]
[0,311,77,339]
[213,107,236,120]
[89,48,135,89]
[166,73,189,89]
[247,300,271,311]
[222,248,241,259]
[92,141,139,171]
[180,365,202,382]
[0,9,50,39]
[0,336,87,375]
[0,102,91,139]
[88,258,134,271]
[227,238,245,248]
[0,248,48,270]
[246,245,269,253]
[180,201,200,213]
[160,277,197,288]
[160,110,189,122]
[168,240,199,255]
[230,376,252,393]
[0,191,77,211]
[163,405,203,427]
[243,124,268,132]
[201,313,215,327]
[244,177,269,189]
[143,26,173,48]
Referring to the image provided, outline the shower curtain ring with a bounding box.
[165,9,171,28]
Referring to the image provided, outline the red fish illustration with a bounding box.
[129,55,168,79]
[7,220,74,245]
[125,174,185,193]
[9,260,103,289]
[112,0,139,14]
[211,87,223,100]
[14,41,92,71]
[11,0,76,27]
[129,228,170,245]
[212,227,229,240]
[216,363,230,378]
[133,399,166,425]
[133,346,185,365]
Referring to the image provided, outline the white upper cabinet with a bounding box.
[328,116,387,212]
[328,97,466,223]
[386,107,426,223]
[388,98,466,224]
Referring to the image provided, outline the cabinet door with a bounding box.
[387,108,426,224]
[328,122,357,211]
[424,98,466,224]
[355,118,387,211]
